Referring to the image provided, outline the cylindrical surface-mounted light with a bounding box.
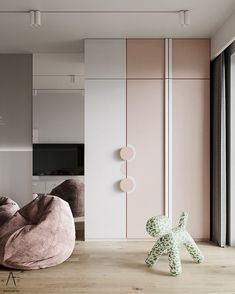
[184,10,190,25]
[35,10,41,27]
[179,10,185,26]
[30,11,35,26]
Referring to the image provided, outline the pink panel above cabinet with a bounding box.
[172,80,210,240]
[126,80,165,239]
[127,39,165,79]
[172,39,210,79]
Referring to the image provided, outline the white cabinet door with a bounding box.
[85,80,126,239]
[85,39,126,79]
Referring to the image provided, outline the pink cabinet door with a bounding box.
[172,39,210,79]
[127,39,165,79]
[172,80,210,240]
[127,80,165,239]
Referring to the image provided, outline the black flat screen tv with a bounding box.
[33,144,84,176]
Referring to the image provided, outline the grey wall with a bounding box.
[0,54,32,207]
[0,151,32,207]
[0,55,32,149]
[33,92,84,143]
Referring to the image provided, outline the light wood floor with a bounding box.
[0,241,234,294]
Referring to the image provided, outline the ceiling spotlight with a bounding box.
[179,10,190,26]
[30,11,35,26]
[29,10,41,27]
[179,10,185,26]
[35,11,41,26]
[184,10,190,25]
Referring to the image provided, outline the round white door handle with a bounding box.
[120,145,136,161]
[120,177,136,193]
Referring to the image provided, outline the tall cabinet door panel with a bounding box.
[172,39,210,79]
[85,80,126,239]
[127,39,164,79]
[127,80,165,239]
[172,80,210,239]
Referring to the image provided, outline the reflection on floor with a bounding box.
[0,242,233,293]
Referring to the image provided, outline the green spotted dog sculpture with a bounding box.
[145,212,204,275]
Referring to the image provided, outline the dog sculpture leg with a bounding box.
[145,240,166,267]
[168,246,182,276]
[184,234,204,263]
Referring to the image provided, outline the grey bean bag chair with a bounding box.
[0,195,75,270]
[50,179,84,217]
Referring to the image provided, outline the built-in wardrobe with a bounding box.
[85,39,210,240]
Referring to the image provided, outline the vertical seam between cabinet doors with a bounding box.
[164,39,169,217]
[164,38,173,221]
[168,38,173,222]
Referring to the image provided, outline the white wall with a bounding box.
[230,54,235,245]
[211,11,235,59]
[33,92,84,143]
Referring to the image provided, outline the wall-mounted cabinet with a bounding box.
[33,54,84,90]
[85,38,210,240]
[33,53,84,75]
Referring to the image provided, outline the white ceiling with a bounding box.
[0,0,234,53]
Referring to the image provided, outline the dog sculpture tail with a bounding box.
[178,212,188,230]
